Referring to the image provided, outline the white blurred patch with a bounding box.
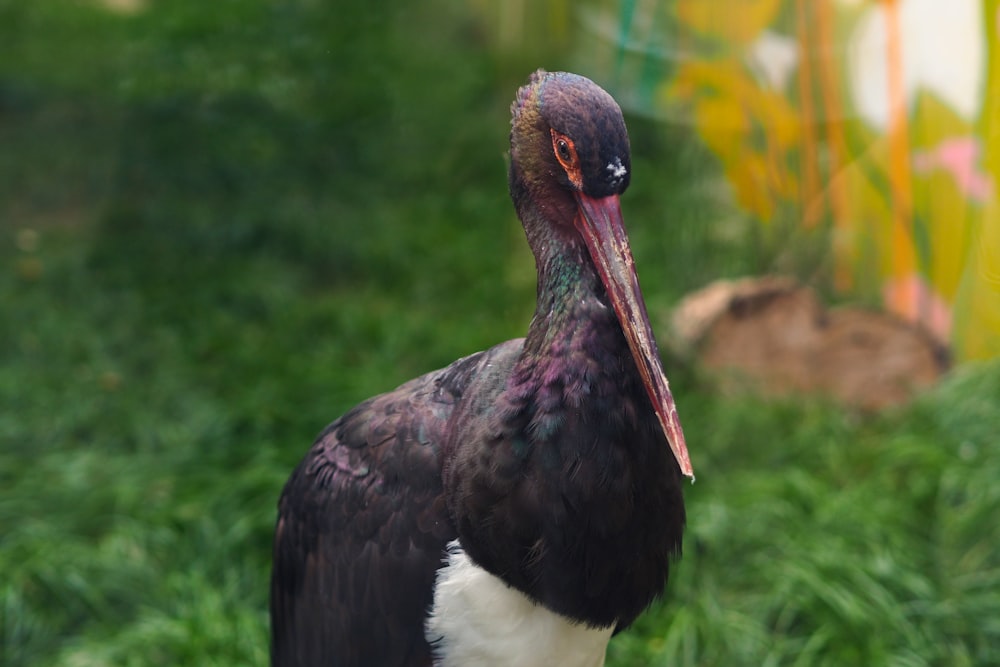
[747,30,799,92]
[606,157,628,188]
[846,0,984,130]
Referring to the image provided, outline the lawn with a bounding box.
[2,1,998,666]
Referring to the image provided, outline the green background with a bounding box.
[2,1,998,665]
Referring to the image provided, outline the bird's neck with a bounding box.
[502,205,642,446]
[516,194,612,353]
[525,233,606,354]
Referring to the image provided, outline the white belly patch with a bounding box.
[425,540,614,667]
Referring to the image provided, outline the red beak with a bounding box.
[574,192,694,479]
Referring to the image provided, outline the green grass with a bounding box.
[2,1,999,666]
[610,370,1000,666]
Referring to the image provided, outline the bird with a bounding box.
[270,69,694,667]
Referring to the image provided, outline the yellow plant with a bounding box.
[658,0,999,360]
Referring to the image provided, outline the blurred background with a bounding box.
[2,0,998,665]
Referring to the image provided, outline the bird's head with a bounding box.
[510,70,632,229]
[509,70,693,479]
[511,70,631,200]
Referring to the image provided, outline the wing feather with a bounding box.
[270,345,520,667]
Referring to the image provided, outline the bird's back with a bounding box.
[269,341,522,667]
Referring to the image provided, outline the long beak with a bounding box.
[574,192,694,478]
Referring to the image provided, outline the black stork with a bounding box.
[270,69,694,667]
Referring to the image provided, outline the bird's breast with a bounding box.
[424,540,614,667]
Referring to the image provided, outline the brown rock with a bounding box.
[670,277,948,410]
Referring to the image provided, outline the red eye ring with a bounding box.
[550,129,583,189]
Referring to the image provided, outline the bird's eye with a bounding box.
[557,139,572,161]
[550,129,583,189]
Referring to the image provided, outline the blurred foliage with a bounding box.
[2,1,999,666]
[579,0,1000,359]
